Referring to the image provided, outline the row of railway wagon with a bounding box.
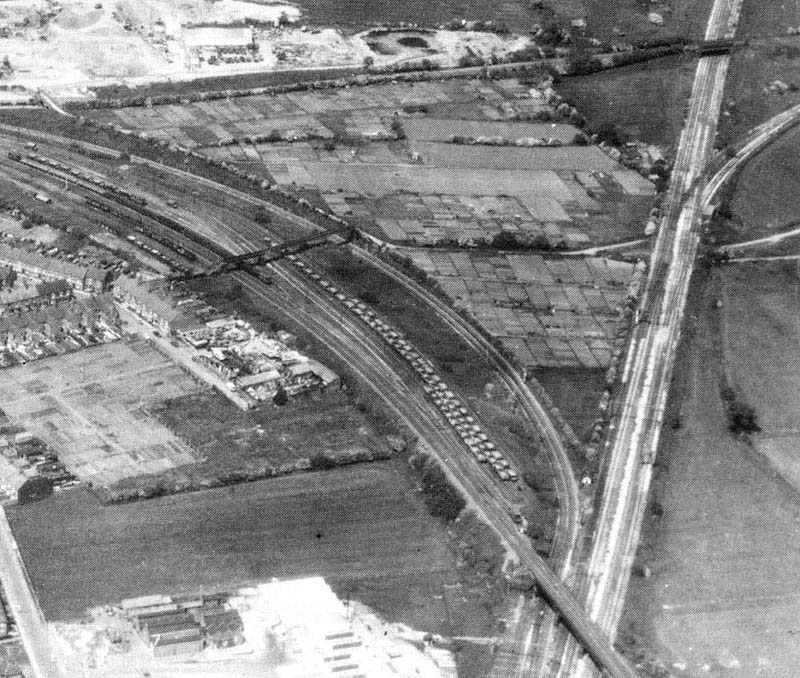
[286,254,520,483]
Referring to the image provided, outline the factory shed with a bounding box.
[151,630,203,658]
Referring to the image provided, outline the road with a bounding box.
[0,509,59,677]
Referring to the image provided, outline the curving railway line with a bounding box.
[0,126,644,676]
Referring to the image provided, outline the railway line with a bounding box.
[548,0,744,676]
[0,128,645,677]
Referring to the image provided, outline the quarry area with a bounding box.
[0,0,534,95]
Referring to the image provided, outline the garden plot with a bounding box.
[0,338,202,487]
[405,249,633,368]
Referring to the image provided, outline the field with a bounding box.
[618,271,800,677]
[534,366,607,442]
[719,0,800,146]
[720,261,800,491]
[8,462,495,641]
[87,77,654,248]
[0,339,202,487]
[124,386,390,486]
[719,124,800,245]
[558,54,697,148]
[406,249,633,369]
[89,79,520,149]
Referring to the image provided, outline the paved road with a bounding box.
[0,509,59,677]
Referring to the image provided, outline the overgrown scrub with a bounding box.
[720,385,761,434]
[410,453,466,523]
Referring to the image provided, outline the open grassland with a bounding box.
[9,463,476,625]
[720,0,800,144]
[618,271,800,678]
[109,386,389,496]
[721,124,800,244]
[533,366,606,443]
[558,54,696,147]
[720,261,800,491]
[720,44,800,145]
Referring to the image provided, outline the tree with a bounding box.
[594,121,627,147]
[727,399,760,433]
[253,207,272,227]
[390,116,405,140]
[491,231,523,250]
[273,384,288,406]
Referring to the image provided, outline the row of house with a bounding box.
[0,243,115,294]
[0,295,121,367]
[113,276,220,337]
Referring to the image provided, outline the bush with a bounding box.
[415,455,466,523]
[309,453,338,470]
[272,384,288,406]
[491,231,524,250]
[727,399,760,434]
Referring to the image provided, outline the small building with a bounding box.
[151,630,203,658]
[17,476,53,504]
[202,609,244,649]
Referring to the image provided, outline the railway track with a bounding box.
[0,128,642,678]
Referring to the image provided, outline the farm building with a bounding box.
[152,631,203,658]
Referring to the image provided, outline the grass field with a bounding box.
[105,386,389,496]
[558,54,696,147]
[533,366,606,443]
[719,0,800,145]
[8,463,486,629]
[720,261,800,491]
[618,270,800,677]
[720,124,800,244]
[720,43,800,145]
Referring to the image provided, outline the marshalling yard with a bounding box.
[0,0,798,677]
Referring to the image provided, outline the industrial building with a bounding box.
[114,276,338,406]
[122,592,244,658]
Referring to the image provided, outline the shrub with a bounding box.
[309,453,338,470]
[415,456,466,523]
[727,399,760,434]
